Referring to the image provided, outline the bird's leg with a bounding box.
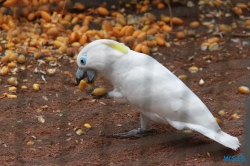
[111,114,157,138]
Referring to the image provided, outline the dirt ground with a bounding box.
[0,1,250,166]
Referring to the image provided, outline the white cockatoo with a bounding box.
[76,39,240,150]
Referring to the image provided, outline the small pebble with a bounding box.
[199,79,204,86]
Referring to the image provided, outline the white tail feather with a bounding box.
[167,120,240,150]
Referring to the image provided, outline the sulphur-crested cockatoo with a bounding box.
[76,39,240,150]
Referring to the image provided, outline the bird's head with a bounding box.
[75,39,129,85]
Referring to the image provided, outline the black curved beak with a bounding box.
[76,68,97,85]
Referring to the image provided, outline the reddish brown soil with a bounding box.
[0,1,250,166]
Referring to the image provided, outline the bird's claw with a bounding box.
[111,129,143,138]
[109,128,157,138]
[146,128,157,134]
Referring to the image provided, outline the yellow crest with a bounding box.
[102,40,128,54]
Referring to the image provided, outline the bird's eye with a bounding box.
[80,56,87,65]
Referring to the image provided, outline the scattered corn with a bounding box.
[33,84,40,91]
[84,123,91,129]
[79,80,87,91]
[91,87,107,96]
[238,86,249,94]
